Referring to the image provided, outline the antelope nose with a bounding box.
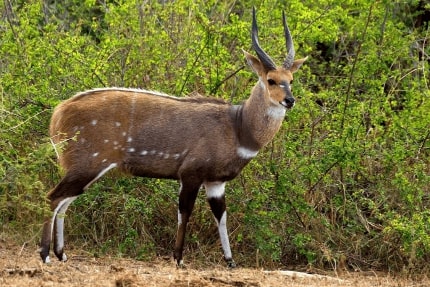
[282,97,295,109]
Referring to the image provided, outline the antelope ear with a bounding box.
[290,56,308,73]
[243,49,266,77]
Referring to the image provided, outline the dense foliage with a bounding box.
[1,0,429,272]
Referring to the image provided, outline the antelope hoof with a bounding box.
[54,249,68,262]
[176,259,186,269]
[226,259,237,269]
[43,255,51,264]
[39,247,51,264]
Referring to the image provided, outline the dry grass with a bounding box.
[1,241,429,287]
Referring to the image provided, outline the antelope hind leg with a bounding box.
[205,182,236,268]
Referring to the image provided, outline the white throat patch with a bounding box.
[266,105,286,119]
[237,146,259,159]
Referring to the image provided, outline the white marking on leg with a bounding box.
[50,197,77,249]
[45,256,51,263]
[218,211,232,260]
[55,196,78,259]
[83,163,118,190]
[177,182,184,227]
[178,210,182,226]
[204,182,226,199]
[237,146,258,159]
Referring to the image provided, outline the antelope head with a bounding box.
[244,8,307,110]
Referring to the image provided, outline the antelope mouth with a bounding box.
[280,101,295,109]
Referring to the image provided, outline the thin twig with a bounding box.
[209,65,245,95]
[339,2,375,131]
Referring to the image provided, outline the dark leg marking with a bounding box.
[174,179,201,267]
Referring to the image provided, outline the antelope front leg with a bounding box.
[174,180,200,267]
[40,217,52,263]
[205,182,236,268]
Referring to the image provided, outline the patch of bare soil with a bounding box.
[1,243,429,287]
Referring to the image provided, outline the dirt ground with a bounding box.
[1,243,429,287]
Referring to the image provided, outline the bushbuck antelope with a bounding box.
[40,8,307,268]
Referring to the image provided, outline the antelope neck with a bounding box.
[229,104,261,152]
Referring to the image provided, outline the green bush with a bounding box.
[1,0,430,272]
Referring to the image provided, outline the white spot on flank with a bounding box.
[158,151,164,157]
[128,148,136,153]
[141,150,148,155]
[91,119,98,126]
[237,146,258,159]
[122,132,127,137]
[102,159,107,163]
[205,182,226,199]
[127,137,133,142]
[115,122,121,127]
[104,139,109,143]
[174,153,180,160]
[93,152,99,157]
[150,150,156,155]
[113,141,119,145]
[164,153,170,159]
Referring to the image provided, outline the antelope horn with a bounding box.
[251,7,276,71]
[282,11,295,69]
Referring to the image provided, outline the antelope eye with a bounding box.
[268,79,276,86]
